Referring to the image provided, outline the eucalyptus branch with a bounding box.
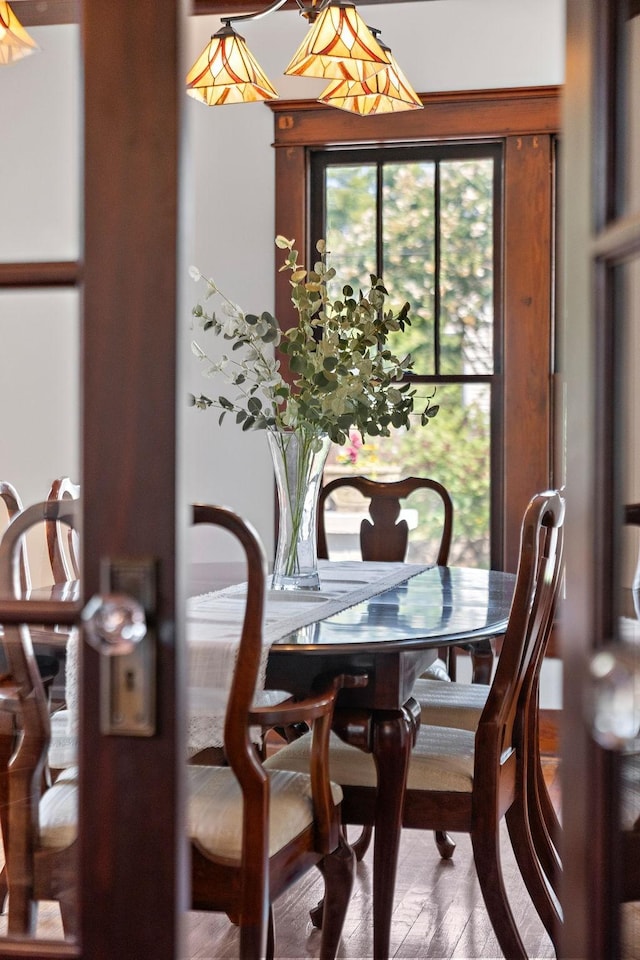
[189,237,439,444]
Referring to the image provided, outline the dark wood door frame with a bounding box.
[561,1,640,956]
[79,0,187,957]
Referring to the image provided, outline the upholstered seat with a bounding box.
[187,766,342,861]
[48,709,78,771]
[36,764,344,865]
[39,766,79,849]
[414,675,488,729]
[267,726,477,792]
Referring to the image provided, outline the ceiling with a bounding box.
[13,0,425,27]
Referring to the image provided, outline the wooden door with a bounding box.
[0,0,188,956]
[79,0,187,956]
[561,1,640,956]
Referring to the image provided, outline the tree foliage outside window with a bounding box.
[319,151,496,567]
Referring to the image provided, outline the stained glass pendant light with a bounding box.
[186,23,278,105]
[0,1,40,66]
[186,0,418,116]
[284,2,389,81]
[318,34,423,115]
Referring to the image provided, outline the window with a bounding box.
[311,145,500,566]
[270,87,560,571]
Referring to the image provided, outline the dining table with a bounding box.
[186,558,516,959]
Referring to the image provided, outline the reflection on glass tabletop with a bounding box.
[271,565,516,652]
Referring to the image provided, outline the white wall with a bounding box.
[1,1,566,561]
[0,25,80,512]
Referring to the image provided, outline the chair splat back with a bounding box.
[318,475,453,565]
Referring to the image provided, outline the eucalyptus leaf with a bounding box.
[290,355,307,374]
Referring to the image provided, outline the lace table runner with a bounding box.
[186,559,429,752]
[59,560,429,757]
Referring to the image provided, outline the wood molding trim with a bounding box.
[270,86,561,148]
[0,261,80,288]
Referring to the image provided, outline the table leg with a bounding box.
[370,698,420,960]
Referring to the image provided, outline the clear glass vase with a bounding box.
[267,427,331,591]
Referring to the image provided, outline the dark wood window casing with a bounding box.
[270,86,561,573]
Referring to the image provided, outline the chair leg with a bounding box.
[266,906,275,960]
[471,824,528,960]
[0,709,15,914]
[350,824,373,862]
[438,645,456,680]
[238,876,269,959]
[239,919,268,960]
[59,895,78,940]
[469,638,494,684]
[505,801,561,950]
[434,830,456,859]
[0,867,7,914]
[440,640,494,684]
[315,832,356,960]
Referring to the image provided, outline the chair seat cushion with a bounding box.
[38,763,343,861]
[187,765,342,862]
[414,677,489,731]
[265,725,476,794]
[48,709,78,770]
[40,766,78,849]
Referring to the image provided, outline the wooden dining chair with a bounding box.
[0,481,65,728]
[45,476,81,583]
[619,504,640,905]
[318,473,491,861]
[266,489,566,960]
[0,481,31,596]
[0,500,358,957]
[318,474,494,685]
[414,567,563,922]
[0,497,80,936]
[39,477,82,755]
